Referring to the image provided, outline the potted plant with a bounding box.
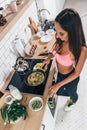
[1,100,28,124]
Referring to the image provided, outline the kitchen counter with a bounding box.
[0,61,55,130]
[24,33,56,58]
[0,35,56,130]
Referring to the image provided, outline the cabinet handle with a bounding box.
[41,124,45,130]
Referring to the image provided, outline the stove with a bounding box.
[6,59,52,95]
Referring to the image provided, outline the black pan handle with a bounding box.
[16,56,24,64]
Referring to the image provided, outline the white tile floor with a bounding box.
[54,0,87,130]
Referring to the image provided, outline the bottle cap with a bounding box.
[8,85,14,90]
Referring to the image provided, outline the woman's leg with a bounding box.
[56,71,80,111]
[66,77,80,103]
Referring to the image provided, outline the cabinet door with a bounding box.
[41,104,55,130]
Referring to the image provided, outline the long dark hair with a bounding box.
[55,8,86,63]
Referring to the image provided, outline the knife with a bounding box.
[38,52,52,56]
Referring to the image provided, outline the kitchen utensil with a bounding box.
[42,64,46,69]
[13,36,25,57]
[40,34,52,43]
[28,17,38,34]
[36,31,45,38]
[46,29,55,35]
[38,52,52,56]
[33,63,48,72]
[29,96,43,111]
[24,70,45,87]
[13,56,29,73]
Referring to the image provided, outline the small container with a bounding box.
[9,85,22,100]
[4,95,14,105]
[13,35,25,57]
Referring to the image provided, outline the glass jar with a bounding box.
[9,85,22,100]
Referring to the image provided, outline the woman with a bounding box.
[43,8,87,111]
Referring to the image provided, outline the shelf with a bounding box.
[0,0,34,41]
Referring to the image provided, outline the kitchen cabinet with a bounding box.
[0,0,34,41]
[41,104,55,130]
[41,95,58,130]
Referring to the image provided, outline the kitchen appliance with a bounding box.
[13,56,29,73]
[6,59,52,95]
[13,36,25,57]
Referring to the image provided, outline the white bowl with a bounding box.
[40,35,52,43]
[36,31,45,38]
[46,29,55,35]
[29,97,43,111]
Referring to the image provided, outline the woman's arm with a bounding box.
[49,47,87,97]
[43,53,54,65]
[43,42,59,65]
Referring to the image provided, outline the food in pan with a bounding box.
[27,71,45,86]
[35,63,47,72]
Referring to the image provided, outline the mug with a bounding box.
[6,1,18,13]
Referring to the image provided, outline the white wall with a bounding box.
[55,0,65,14]
[35,0,65,20]
[0,1,38,88]
[43,0,57,20]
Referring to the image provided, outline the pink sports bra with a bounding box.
[52,49,75,66]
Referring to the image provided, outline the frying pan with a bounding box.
[24,69,45,87]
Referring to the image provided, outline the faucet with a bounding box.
[39,9,50,15]
[37,9,50,30]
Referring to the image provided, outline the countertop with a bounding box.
[0,34,56,130]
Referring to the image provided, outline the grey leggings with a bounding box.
[56,69,80,103]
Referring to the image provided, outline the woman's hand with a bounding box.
[42,53,54,67]
[43,58,50,66]
[48,83,61,97]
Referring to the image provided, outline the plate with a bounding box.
[33,63,47,72]
[29,97,43,111]
[40,35,52,43]
[36,31,45,38]
[46,29,55,35]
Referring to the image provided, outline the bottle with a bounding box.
[9,85,22,100]
[14,35,25,57]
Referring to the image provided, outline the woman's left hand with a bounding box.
[48,84,60,97]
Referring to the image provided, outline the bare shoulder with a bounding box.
[81,46,87,56]
[81,46,87,51]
